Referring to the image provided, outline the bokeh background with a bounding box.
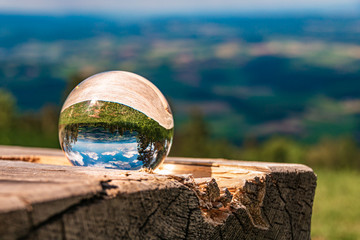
[1,1,360,239]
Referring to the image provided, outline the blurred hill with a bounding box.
[1,13,360,240]
[2,14,360,148]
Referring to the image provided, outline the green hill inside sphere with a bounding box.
[59,100,173,170]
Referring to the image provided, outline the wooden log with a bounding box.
[0,146,317,240]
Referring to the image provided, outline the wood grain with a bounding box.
[0,146,317,240]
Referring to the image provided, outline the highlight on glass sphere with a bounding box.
[59,71,174,170]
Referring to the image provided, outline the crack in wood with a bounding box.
[139,203,162,231]
[18,195,103,240]
[162,191,183,215]
[275,181,294,240]
[232,211,247,232]
[183,208,196,240]
[0,156,40,162]
[219,228,224,240]
[100,180,118,190]
[60,218,66,240]
[262,207,273,229]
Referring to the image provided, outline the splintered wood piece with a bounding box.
[0,146,317,240]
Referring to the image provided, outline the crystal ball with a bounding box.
[59,71,174,170]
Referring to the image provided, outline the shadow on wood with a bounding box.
[0,145,317,240]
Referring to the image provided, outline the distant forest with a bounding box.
[1,14,360,169]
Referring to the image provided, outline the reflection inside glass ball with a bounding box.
[59,71,174,170]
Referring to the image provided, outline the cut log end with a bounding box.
[0,146,317,240]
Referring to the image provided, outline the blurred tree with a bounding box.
[171,110,209,157]
[40,104,60,137]
[259,136,305,163]
[240,136,260,161]
[40,104,60,148]
[0,88,16,129]
[306,137,360,169]
[242,136,305,163]
[0,88,16,144]
[170,110,241,159]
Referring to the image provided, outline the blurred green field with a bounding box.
[312,169,360,240]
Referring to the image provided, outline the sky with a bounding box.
[0,0,359,16]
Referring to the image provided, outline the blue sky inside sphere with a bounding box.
[67,132,141,169]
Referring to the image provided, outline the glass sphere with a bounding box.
[59,71,174,170]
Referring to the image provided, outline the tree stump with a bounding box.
[0,145,317,240]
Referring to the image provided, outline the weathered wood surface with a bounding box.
[0,146,317,240]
